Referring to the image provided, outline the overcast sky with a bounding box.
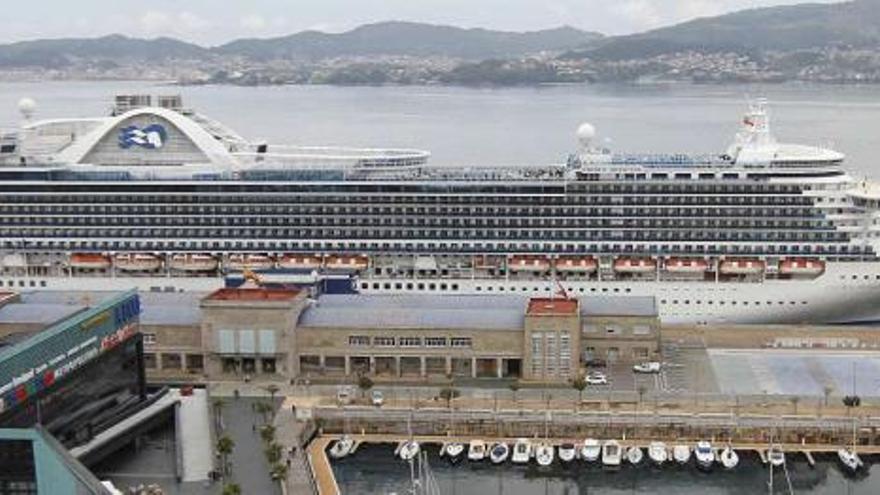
[4,0,841,45]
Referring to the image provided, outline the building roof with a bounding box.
[580,296,657,317]
[18,290,205,327]
[0,302,87,326]
[204,287,302,302]
[527,298,579,316]
[298,294,528,331]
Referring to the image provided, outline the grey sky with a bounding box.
[4,0,841,45]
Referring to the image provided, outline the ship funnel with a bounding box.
[576,122,596,150]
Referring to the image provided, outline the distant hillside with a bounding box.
[572,0,880,60]
[216,22,603,60]
[0,34,208,67]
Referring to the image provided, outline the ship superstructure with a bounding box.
[1,95,879,324]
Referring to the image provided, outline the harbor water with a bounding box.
[332,443,879,494]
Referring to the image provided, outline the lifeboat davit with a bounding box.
[779,258,825,276]
[554,256,598,273]
[114,253,162,272]
[278,254,323,270]
[613,257,656,274]
[325,255,369,271]
[719,259,765,275]
[226,254,275,271]
[665,258,709,274]
[169,253,218,272]
[69,253,111,270]
[508,256,551,272]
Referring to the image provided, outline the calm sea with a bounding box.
[332,443,877,495]
[1,81,880,178]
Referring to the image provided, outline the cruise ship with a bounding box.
[1,94,879,325]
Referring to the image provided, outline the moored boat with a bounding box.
[648,441,668,465]
[673,444,691,465]
[467,440,487,462]
[626,446,644,465]
[837,447,863,474]
[512,438,532,464]
[779,258,825,276]
[398,440,420,461]
[718,446,739,470]
[554,256,598,273]
[489,442,510,464]
[442,442,465,464]
[558,443,577,463]
[602,440,622,469]
[328,435,354,459]
[665,257,709,274]
[613,257,656,274]
[508,255,551,272]
[768,444,785,468]
[535,443,554,466]
[581,438,601,463]
[695,441,714,471]
[719,259,765,275]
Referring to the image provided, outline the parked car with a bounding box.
[584,358,607,368]
[585,372,608,385]
[371,390,385,406]
[633,361,662,373]
[336,385,354,405]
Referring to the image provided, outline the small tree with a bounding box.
[264,442,283,464]
[260,424,277,444]
[216,435,235,476]
[255,401,273,424]
[509,382,520,405]
[270,462,289,480]
[439,387,460,409]
[572,376,587,407]
[265,384,280,403]
[823,385,834,407]
[222,483,241,495]
[212,397,226,427]
[357,374,374,399]
[790,396,800,415]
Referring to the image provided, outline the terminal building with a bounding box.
[137,288,660,384]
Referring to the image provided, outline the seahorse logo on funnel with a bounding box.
[118,124,167,149]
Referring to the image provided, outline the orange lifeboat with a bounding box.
[226,254,275,271]
[325,255,369,271]
[779,258,825,276]
[508,255,551,272]
[278,254,323,270]
[719,259,765,275]
[169,253,218,272]
[613,257,656,274]
[665,258,709,274]
[114,253,162,272]
[69,253,111,270]
[554,256,598,273]
[474,255,502,269]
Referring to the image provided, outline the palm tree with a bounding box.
[571,376,587,411]
[509,382,520,405]
[789,395,800,415]
[255,401,273,424]
[212,397,226,428]
[216,435,235,476]
[260,424,277,444]
[265,384,280,403]
[357,374,374,400]
[270,462,289,481]
[439,387,460,410]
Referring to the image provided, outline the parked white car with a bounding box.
[633,361,662,373]
[585,372,608,385]
[371,390,384,406]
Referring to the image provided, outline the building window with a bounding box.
[632,325,651,335]
[605,325,622,335]
[450,337,472,348]
[143,333,157,345]
[144,353,157,369]
[399,337,422,347]
[374,337,396,347]
[425,337,447,347]
[348,335,370,347]
[582,324,598,334]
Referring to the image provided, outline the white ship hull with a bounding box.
[4,260,880,325]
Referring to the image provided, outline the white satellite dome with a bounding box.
[18,97,36,119]
[576,122,596,148]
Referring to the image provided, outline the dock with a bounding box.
[307,437,340,495]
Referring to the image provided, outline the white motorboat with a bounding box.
[489,443,510,464]
[558,443,577,463]
[398,440,420,461]
[768,444,785,468]
[535,443,554,467]
[602,440,622,469]
[581,438,601,463]
[694,441,714,471]
[467,440,487,462]
[626,446,644,465]
[672,444,691,465]
[442,442,465,464]
[648,441,668,465]
[837,447,863,474]
[718,446,739,470]
[328,435,354,459]
[512,438,532,464]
